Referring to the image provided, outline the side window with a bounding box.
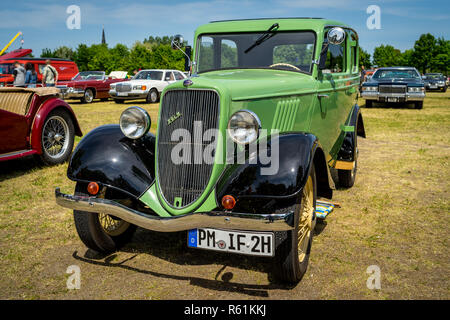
[220,39,237,69]
[350,31,358,73]
[324,30,346,73]
[198,36,214,72]
[38,64,45,74]
[164,72,174,81]
[174,72,184,80]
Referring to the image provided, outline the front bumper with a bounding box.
[55,188,294,232]
[425,83,446,90]
[58,87,85,99]
[109,90,148,100]
[361,91,425,102]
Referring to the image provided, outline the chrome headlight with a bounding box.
[227,110,261,144]
[119,106,151,139]
[362,86,377,92]
[110,84,116,89]
[133,85,147,90]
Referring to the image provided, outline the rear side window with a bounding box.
[323,30,346,73]
[174,71,184,80]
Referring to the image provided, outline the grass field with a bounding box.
[0,92,449,299]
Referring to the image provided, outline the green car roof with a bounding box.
[195,18,347,35]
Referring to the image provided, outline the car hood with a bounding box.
[368,78,424,85]
[173,69,316,101]
[121,79,162,86]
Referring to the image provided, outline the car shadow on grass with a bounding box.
[364,102,419,109]
[71,228,299,297]
[0,155,44,182]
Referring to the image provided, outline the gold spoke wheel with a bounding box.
[98,213,130,236]
[297,175,314,262]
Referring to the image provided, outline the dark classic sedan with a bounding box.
[361,67,425,109]
[423,73,447,92]
[0,87,82,164]
[57,71,129,103]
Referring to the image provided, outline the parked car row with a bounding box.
[57,69,187,104]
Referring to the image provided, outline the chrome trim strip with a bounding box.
[55,188,294,232]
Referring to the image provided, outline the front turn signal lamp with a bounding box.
[222,195,236,210]
[87,182,99,195]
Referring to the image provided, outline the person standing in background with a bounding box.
[13,61,26,87]
[24,63,37,88]
[42,59,58,87]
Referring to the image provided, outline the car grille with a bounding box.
[116,83,131,92]
[157,89,220,208]
[379,85,406,94]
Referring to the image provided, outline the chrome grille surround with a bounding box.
[116,83,132,92]
[157,89,220,209]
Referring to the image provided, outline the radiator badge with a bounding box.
[167,112,182,125]
[183,79,193,87]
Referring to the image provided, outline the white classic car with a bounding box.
[109,69,187,103]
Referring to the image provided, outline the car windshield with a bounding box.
[0,63,14,74]
[425,74,443,80]
[196,31,316,74]
[73,71,104,80]
[373,69,420,79]
[135,71,163,80]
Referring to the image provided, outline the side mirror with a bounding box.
[171,34,192,74]
[327,27,346,45]
[171,34,184,50]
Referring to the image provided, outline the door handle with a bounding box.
[318,94,329,99]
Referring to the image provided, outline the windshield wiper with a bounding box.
[244,23,279,54]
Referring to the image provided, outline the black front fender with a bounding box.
[216,133,331,214]
[67,124,155,198]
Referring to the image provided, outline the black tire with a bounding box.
[114,99,125,104]
[415,101,423,109]
[338,160,357,188]
[39,109,75,165]
[146,88,159,103]
[365,100,373,108]
[274,165,316,283]
[73,183,137,253]
[81,88,94,104]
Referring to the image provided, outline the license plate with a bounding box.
[117,92,128,96]
[430,85,437,88]
[388,97,398,102]
[188,228,274,257]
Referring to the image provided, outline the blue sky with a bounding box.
[1,0,449,58]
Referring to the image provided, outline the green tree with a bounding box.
[411,33,436,74]
[399,49,414,67]
[373,45,402,67]
[52,46,75,60]
[359,48,372,68]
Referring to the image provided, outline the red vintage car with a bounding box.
[0,87,82,164]
[57,71,129,103]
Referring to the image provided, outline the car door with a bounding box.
[310,28,352,158]
[0,93,32,154]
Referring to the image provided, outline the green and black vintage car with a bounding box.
[56,18,366,283]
